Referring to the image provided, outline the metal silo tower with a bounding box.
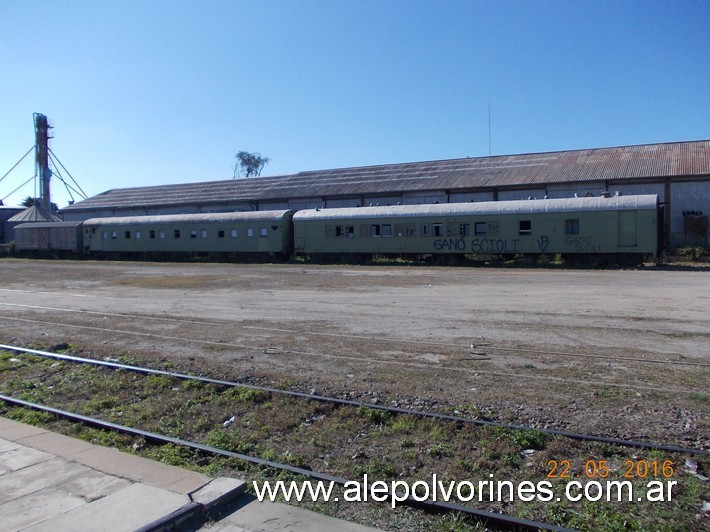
[34,113,52,211]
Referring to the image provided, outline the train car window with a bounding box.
[565,219,580,235]
[421,224,430,237]
[487,222,500,236]
[459,223,471,237]
[125,231,131,239]
[382,224,392,237]
[247,228,254,237]
[159,230,165,239]
[190,230,197,238]
[111,231,117,240]
[149,230,156,239]
[447,223,457,237]
[135,231,141,240]
[218,230,225,238]
[433,223,444,237]
[519,221,532,235]
[395,223,405,237]
[334,226,354,238]
[360,225,369,238]
[201,229,208,238]
[230,229,238,238]
[102,231,108,240]
[475,222,486,236]
[406,224,416,237]
[260,227,268,237]
[370,224,381,237]
[174,229,181,239]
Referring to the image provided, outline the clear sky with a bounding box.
[1,0,708,208]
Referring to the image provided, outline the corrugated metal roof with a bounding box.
[8,205,63,222]
[293,195,658,221]
[64,140,710,213]
[83,210,292,226]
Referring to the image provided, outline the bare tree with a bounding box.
[233,151,270,178]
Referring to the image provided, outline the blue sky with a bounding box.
[1,0,708,208]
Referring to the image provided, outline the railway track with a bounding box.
[0,316,707,394]
[2,344,707,456]
[2,343,707,531]
[0,395,572,532]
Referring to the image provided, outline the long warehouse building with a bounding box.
[62,140,710,248]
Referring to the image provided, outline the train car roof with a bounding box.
[292,195,659,221]
[83,210,294,226]
[14,221,84,229]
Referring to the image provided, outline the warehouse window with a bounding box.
[260,227,268,237]
[159,230,165,239]
[230,229,238,238]
[247,228,254,237]
[519,220,532,235]
[565,219,580,235]
[174,229,181,239]
[149,230,156,239]
[475,222,486,236]
[382,224,392,237]
[218,230,225,238]
[190,230,197,239]
[135,231,141,239]
[201,229,208,238]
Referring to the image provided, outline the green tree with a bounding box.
[21,196,59,212]
[233,151,270,178]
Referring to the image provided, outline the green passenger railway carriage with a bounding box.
[82,210,295,257]
[292,195,662,261]
[13,195,662,263]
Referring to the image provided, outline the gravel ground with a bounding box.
[0,258,708,449]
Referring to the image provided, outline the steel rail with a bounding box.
[0,319,696,395]
[0,394,571,532]
[2,344,707,456]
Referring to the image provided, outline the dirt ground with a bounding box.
[0,259,707,449]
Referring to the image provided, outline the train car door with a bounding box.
[618,211,638,247]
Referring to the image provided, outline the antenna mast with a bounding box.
[488,102,491,156]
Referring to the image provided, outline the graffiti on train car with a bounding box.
[565,235,600,252]
[433,238,467,251]
[433,238,524,253]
